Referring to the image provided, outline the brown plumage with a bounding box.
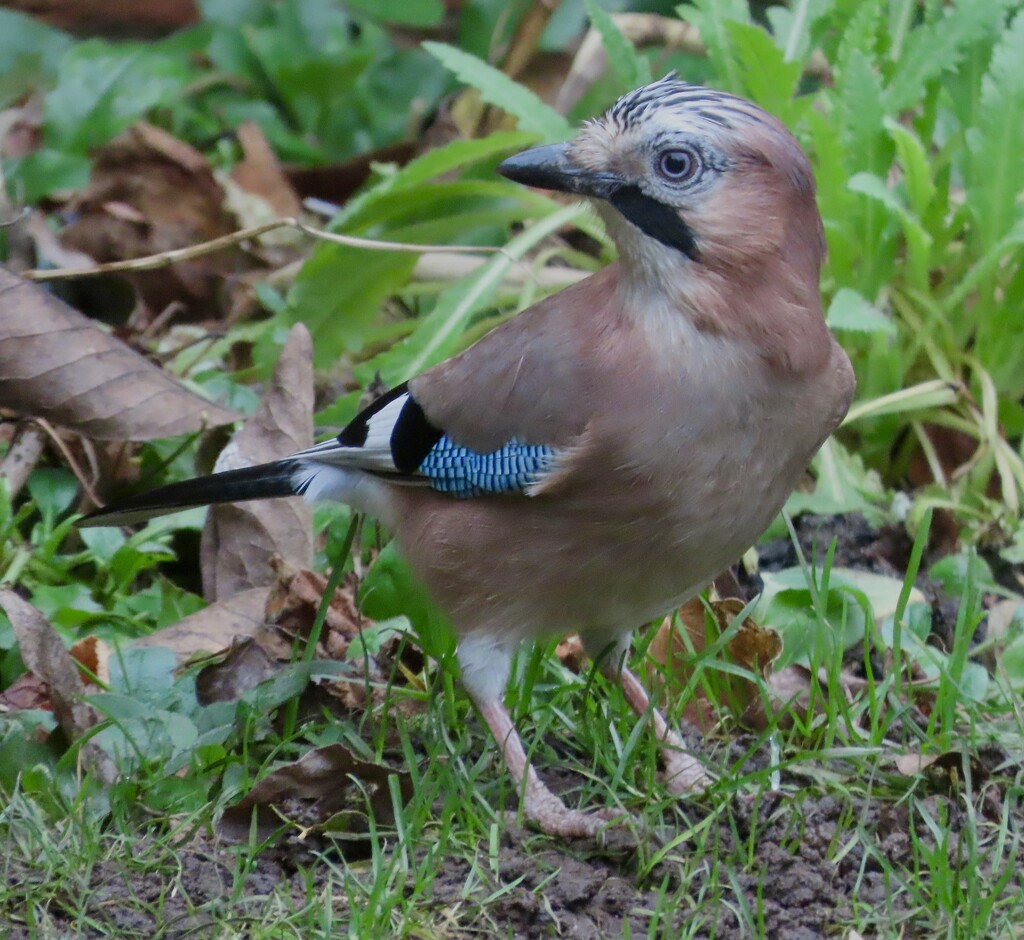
[84,76,854,837]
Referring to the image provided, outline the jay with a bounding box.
[83,76,855,837]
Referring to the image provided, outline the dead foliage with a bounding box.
[0,590,116,782]
[0,266,239,440]
[218,742,413,845]
[201,323,315,601]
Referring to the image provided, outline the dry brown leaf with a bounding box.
[200,324,314,601]
[892,749,991,784]
[59,123,250,321]
[218,743,413,843]
[0,590,116,782]
[0,672,51,711]
[651,596,782,731]
[0,590,98,739]
[230,121,303,218]
[194,637,277,705]
[132,587,270,661]
[4,0,199,35]
[0,266,238,440]
[263,558,366,661]
[69,634,110,685]
[555,633,586,673]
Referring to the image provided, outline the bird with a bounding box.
[82,74,855,838]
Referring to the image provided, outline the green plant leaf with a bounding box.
[0,9,72,70]
[582,0,651,90]
[884,0,1012,113]
[676,0,750,93]
[848,172,933,290]
[44,41,193,152]
[358,541,453,663]
[966,9,1024,254]
[362,203,584,384]
[826,287,896,335]
[884,118,936,219]
[785,437,887,518]
[423,42,572,141]
[345,0,444,27]
[764,0,835,64]
[725,21,803,124]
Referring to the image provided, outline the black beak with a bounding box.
[497,143,620,199]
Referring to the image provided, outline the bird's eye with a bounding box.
[657,148,700,182]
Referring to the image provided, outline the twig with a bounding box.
[412,251,587,288]
[0,421,46,497]
[23,218,503,283]
[33,418,103,508]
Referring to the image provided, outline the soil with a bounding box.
[6,745,1014,940]
[4,515,1020,939]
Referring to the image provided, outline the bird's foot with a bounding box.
[520,785,626,838]
[661,744,714,796]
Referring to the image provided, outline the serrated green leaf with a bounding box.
[423,42,571,141]
[725,21,802,123]
[848,172,933,289]
[834,48,888,175]
[764,0,835,64]
[677,0,750,93]
[967,10,1024,253]
[826,287,896,335]
[884,0,1012,113]
[786,437,887,518]
[833,0,882,80]
[884,118,935,218]
[582,0,651,90]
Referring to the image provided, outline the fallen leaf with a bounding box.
[892,748,991,785]
[59,122,249,322]
[263,558,366,660]
[200,324,314,601]
[555,633,586,673]
[218,743,413,844]
[8,0,200,34]
[132,587,270,661]
[69,634,110,685]
[0,267,238,440]
[195,637,277,705]
[230,121,303,218]
[0,673,51,711]
[0,590,116,782]
[650,596,782,731]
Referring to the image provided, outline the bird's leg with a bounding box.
[586,632,713,795]
[616,665,713,794]
[459,633,618,838]
[474,697,618,837]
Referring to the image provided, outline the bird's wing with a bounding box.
[310,265,620,498]
[303,381,561,497]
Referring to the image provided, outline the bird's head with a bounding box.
[498,75,825,293]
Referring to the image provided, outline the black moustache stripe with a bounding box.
[609,186,700,262]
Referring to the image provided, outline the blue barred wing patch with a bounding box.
[418,437,556,497]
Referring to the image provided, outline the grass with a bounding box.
[1,1,1023,937]
[2,542,1023,939]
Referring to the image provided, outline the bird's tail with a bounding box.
[80,458,304,527]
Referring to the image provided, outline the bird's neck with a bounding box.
[613,240,831,377]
